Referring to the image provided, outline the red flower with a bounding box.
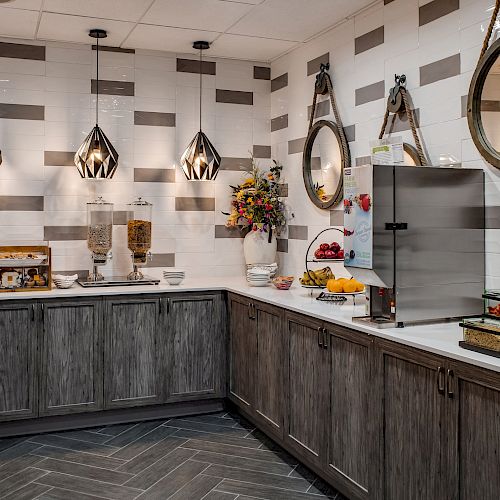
[265,203,273,211]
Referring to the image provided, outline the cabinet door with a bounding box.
[375,340,446,500]
[167,293,226,401]
[327,325,373,500]
[40,300,102,416]
[0,302,37,421]
[104,297,161,408]
[447,361,500,500]
[285,312,328,467]
[255,302,285,439]
[228,294,257,409]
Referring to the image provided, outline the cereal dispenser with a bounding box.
[127,197,152,280]
[87,196,113,281]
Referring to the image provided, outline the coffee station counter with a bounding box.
[0,276,498,373]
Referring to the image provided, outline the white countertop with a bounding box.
[1,277,499,373]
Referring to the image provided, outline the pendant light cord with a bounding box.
[199,46,202,132]
[96,36,99,126]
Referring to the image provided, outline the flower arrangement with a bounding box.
[224,157,287,237]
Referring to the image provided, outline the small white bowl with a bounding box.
[165,276,184,285]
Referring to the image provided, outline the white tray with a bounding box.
[0,256,48,267]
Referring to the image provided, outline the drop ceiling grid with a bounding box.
[0,0,378,62]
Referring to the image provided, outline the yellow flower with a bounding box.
[236,191,245,201]
[242,178,255,187]
[247,197,254,206]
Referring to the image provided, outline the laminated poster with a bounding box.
[370,137,404,165]
[343,165,373,269]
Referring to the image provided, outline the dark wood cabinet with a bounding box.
[374,340,447,500]
[285,311,329,468]
[447,361,500,500]
[0,302,37,421]
[39,299,102,416]
[254,302,285,439]
[104,296,162,408]
[326,324,373,500]
[166,293,226,401]
[228,294,257,409]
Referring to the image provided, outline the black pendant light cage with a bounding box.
[180,41,221,181]
[75,29,119,179]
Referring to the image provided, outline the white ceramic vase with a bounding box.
[244,229,277,265]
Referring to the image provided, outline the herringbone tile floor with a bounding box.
[0,412,347,500]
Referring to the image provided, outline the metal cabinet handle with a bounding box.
[323,327,328,349]
[248,303,252,319]
[317,327,323,347]
[31,304,35,322]
[447,369,454,398]
[436,366,445,395]
[252,303,256,319]
[159,298,162,316]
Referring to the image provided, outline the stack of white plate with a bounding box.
[246,268,271,287]
[163,269,185,285]
[246,263,278,278]
[52,274,78,289]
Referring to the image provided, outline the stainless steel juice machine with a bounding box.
[344,164,485,327]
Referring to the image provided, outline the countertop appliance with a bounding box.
[344,164,485,327]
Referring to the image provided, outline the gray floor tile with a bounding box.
[96,423,136,437]
[203,491,237,500]
[2,481,51,500]
[0,467,48,498]
[168,473,221,500]
[27,435,117,457]
[0,453,44,482]
[166,419,249,438]
[171,428,261,449]
[38,486,115,499]
[55,430,115,445]
[103,421,164,448]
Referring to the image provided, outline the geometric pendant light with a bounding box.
[74,29,119,179]
[180,41,221,181]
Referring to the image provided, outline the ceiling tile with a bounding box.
[228,0,375,42]
[0,7,39,39]
[123,24,220,53]
[0,0,42,9]
[210,33,297,62]
[43,0,153,22]
[143,0,253,32]
[37,13,135,45]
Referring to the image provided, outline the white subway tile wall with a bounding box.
[270,0,500,288]
[0,39,272,278]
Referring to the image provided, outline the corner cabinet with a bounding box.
[39,299,102,416]
[165,293,226,401]
[0,302,38,421]
[104,296,163,409]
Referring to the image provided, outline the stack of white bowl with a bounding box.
[163,269,185,285]
[246,268,271,287]
[52,274,78,289]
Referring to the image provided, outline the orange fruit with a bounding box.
[327,279,344,293]
[343,279,358,293]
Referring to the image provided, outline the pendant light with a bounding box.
[74,29,119,179]
[180,41,221,181]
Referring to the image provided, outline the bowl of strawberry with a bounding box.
[314,242,344,261]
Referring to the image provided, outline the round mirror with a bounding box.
[467,38,500,169]
[303,120,346,209]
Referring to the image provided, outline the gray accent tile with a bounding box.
[215,226,245,238]
[145,253,175,267]
[216,89,253,105]
[271,114,288,132]
[420,53,460,87]
[307,53,329,76]
[288,225,308,240]
[253,145,271,158]
[44,226,87,241]
[254,66,271,80]
[356,155,372,166]
[91,79,134,96]
[288,137,307,155]
[462,94,468,118]
[355,80,385,106]
[278,184,288,197]
[0,41,45,61]
[0,196,43,211]
[220,157,253,171]
[307,99,330,119]
[134,111,175,127]
[271,73,288,92]
[330,210,344,226]
[344,124,356,143]
[92,45,134,54]
[44,151,75,166]
[481,100,500,112]
[355,26,384,55]
[177,58,216,75]
[419,0,459,27]
[388,109,420,133]
[134,168,175,183]
[277,238,288,253]
[0,103,44,120]
[175,197,215,211]
[486,206,500,229]
[113,211,127,225]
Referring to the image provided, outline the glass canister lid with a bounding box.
[87,195,113,206]
[128,197,152,206]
